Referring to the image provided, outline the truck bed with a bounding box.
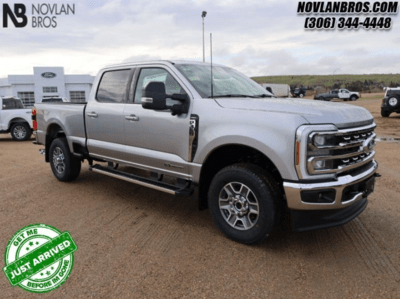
[35,102,87,148]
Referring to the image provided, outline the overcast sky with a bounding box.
[0,0,400,78]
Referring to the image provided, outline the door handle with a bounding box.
[87,112,98,118]
[125,115,139,121]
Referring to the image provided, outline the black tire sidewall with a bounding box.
[381,109,390,117]
[11,123,31,141]
[49,138,81,182]
[208,166,276,244]
[351,96,357,101]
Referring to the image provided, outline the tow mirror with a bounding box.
[141,81,167,111]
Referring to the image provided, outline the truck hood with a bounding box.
[215,98,373,129]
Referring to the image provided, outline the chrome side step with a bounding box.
[89,164,193,196]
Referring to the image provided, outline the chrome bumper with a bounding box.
[283,161,378,210]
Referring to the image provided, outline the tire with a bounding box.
[318,97,324,101]
[381,109,391,117]
[350,95,357,101]
[299,93,304,98]
[388,95,400,108]
[49,138,81,182]
[10,122,31,141]
[208,163,279,244]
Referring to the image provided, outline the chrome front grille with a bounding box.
[307,124,376,175]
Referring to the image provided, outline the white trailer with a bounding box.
[261,83,291,97]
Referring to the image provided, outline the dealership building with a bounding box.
[0,67,95,108]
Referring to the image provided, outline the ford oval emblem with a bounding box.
[41,72,56,79]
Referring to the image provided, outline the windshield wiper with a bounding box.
[254,94,273,98]
[208,94,258,98]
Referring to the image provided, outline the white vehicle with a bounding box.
[261,83,291,97]
[316,89,360,101]
[0,97,33,141]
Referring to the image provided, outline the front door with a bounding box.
[122,67,191,177]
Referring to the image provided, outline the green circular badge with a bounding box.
[2,224,77,293]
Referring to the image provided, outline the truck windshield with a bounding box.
[175,64,273,98]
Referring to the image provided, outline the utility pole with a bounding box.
[202,11,207,62]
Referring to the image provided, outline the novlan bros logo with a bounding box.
[2,3,27,27]
[2,3,75,28]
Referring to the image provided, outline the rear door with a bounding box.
[86,68,134,161]
[122,66,192,177]
[338,89,350,99]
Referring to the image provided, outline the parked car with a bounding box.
[293,87,307,98]
[0,97,33,141]
[33,60,379,244]
[41,97,69,103]
[381,87,400,117]
[316,89,360,101]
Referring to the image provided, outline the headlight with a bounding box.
[313,135,326,146]
[313,160,325,169]
[295,124,377,180]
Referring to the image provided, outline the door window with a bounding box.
[133,68,186,105]
[96,69,131,103]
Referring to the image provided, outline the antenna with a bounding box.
[210,33,213,98]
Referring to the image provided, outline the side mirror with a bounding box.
[141,81,167,111]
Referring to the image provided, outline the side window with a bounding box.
[133,68,186,105]
[2,99,24,109]
[96,69,131,103]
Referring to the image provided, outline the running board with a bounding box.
[89,164,193,197]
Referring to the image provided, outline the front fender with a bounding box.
[194,122,305,181]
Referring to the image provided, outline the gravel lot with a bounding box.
[0,98,399,298]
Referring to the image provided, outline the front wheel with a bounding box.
[10,123,31,141]
[49,138,81,182]
[350,95,357,101]
[208,164,278,244]
[381,109,391,117]
[299,93,304,98]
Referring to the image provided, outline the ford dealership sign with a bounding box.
[41,72,56,78]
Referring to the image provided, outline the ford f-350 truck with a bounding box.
[33,61,379,244]
[0,97,33,141]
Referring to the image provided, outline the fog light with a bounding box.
[301,189,336,203]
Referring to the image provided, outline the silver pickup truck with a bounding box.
[33,60,379,244]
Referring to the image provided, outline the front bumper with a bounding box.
[283,161,378,231]
[284,160,378,210]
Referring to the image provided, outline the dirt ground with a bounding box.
[0,98,399,298]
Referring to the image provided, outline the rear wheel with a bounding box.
[49,138,81,182]
[208,164,279,244]
[10,123,31,141]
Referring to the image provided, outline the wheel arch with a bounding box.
[197,143,284,210]
[8,117,30,131]
[45,123,66,162]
